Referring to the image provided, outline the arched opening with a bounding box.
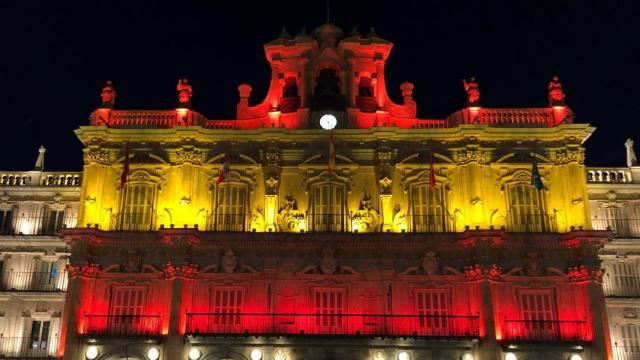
[356,76,376,113]
[281,77,300,113]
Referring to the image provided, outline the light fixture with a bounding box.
[461,353,474,360]
[374,351,386,360]
[85,346,99,360]
[319,113,337,130]
[188,348,202,360]
[569,355,583,360]
[505,353,517,360]
[147,347,160,360]
[398,351,410,360]
[250,349,263,360]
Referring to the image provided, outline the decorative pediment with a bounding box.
[174,148,204,165]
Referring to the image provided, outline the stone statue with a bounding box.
[548,76,566,107]
[463,77,480,107]
[222,249,238,273]
[121,248,142,273]
[523,251,544,276]
[282,193,298,211]
[100,80,116,108]
[177,78,193,108]
[359,191,374,211]
[319,247,337,274]
[421,251,439,275]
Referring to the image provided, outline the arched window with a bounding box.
[116,181,156,231]
[281,77,301,113]
[506,183,552,232]
[410,184,447,232]
[310,182,345,232]
[212,183,248,231]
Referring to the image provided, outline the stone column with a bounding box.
[379,194,392,232]
[478,279,499,360]
[61,275,87,360]
[164,274,193,360]
[587,280,613,359]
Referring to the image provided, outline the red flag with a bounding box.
[120,142,130,188]
[217,153,231,184]
[429,152,436,189]
[328,131,335,175]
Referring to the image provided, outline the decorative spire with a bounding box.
[348,26,360,37]
[367,27,378,38]
[548,75,566,107]
[626,138,637,167]
[278,27,291,40]
[34,145,46,171]
[176,78,193,109]
[462,77,481,107]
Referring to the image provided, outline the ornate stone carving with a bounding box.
[265,175,279,195]
[100,80,116,108]
[320,247,338,274]
[262,148,282,167]
[121,248,142,273]
[554,147,585,165]
[523,251,544,276]
[273,349,288,360]
[624,307,638,318]
[421,251,439,275]
[128,171,153,182]
[376,147,396,164]
[83,148,110,165]
[464,264,502,281]
[567,265,605,282]
[463,77,480,107]
[35,301,48,312]
[378,176,392,195]
[177,78,193,108]
[351,192,379,232]
[222,249,239,273]
[548,76,566,107]
[175,148,204,165]
[454,148,489,165]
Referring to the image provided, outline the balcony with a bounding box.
[0,215,77,236]
[613,344,640,360]
[0,271,68,292]
[110,213,155,231]
[356,96,377,113]
[185,313,479,338]
[502,319,588,342]
[592,218,640,238]
[280,97,301,113]
[406,215,453,233]
[0,336,59,358]
[505,213,558,233]
[206,213,250,232]
[82,314,162,336]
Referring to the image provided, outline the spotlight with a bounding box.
[569,355,583,360]
[85,346,99,360]
[461,353,474,360]
[250,349,263,360]
[398,352,410,360]
[505,353,517,360]
[188,348,202,360]
[147,347,160,360]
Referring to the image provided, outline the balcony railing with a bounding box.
[280,97,301,113]
[0,215,77,236]
[505,213,558,233]
[613,344,640,360]
[603,275,640,297]
[407,214,453,233]
[206,213,250,232]
[592,218,640,238]
[110,213,155,231]
[309,213,347,232]
[0,336,59,358]
[587,169,631,183]
[185,313,479,338]
[0,271,68,292]
[82,314,162,336]
[502,319,588,342]
[356,96,377,113]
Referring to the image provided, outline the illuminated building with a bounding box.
[588,139,640,360]
[0,147,80,358]
[43,24,613,360]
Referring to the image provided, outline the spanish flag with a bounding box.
[217,153,231,184]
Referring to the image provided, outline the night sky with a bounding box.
[1,1,638,171]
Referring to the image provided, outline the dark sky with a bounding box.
[1,0,638,170]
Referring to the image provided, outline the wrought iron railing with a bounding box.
[603,274,640,297]
[110,213,155,231]
[82,314,162,336]
[0,336,59,358]
[0,271,67,292]
[502,319,588,342]
[591,218,640,238]
[0,215,76,235]
[407,214,452,233]
[206,213,251,232]
[309,213,347,232]
[505,213,558,233]
[613,344,640,360]
[185,313,479,338]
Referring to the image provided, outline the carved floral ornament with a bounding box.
[454,148,490,165]
[554,147,585,165]
[83,147,111,165]
[174,148,204,165]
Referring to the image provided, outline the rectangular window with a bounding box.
[620,325,640,358]
[118,184,155,230]
[612,262,640,296]
[416,289,450,329]
[517,289,557,339]
[215,185,247,231]
[29,320,50,349]
[110,286,145,333]
[411,184,446,232]
[508,184,550,232]
[210,287,243,325]
[0,209,13,234]
[44,210,65,235]
[312,184,344,231]
[313,289,345,328]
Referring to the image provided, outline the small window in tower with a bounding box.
[356,77,376,113]
[281,77,300,113]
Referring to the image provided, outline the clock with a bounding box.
[319,114,337,130]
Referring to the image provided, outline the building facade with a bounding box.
[0,24,624,360]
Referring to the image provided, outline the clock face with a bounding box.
[319,114,337,130]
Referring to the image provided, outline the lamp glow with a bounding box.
[569,355,583,360]
[398,352,410,360]
[85,346,99,360]
[250,349,263,360]
[319,114,337,130]
[147,347,160,360]
[505,353,517,360]
[461,353,474,360]
[188,348,202,360]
